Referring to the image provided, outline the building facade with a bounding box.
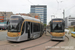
[0,12,13,20]
[30,5,47,24]
[65,17,75,28]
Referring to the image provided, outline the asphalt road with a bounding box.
[0,30,7,41]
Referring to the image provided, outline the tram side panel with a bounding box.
[18,21,42,41]
[7,21,43,42]
[32,23,42,39]
[18,22,28,41]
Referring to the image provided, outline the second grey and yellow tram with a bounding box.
[50,18,65,40]
[6,15,43,42]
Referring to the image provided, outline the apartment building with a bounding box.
[0,12,13,20]
[30,5,47,24]
[65,16,75,28]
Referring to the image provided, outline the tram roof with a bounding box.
[11,15,40,22]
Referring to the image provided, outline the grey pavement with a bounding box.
[0,30,7,41]
[64,34,75,50]
[61,34,75,50]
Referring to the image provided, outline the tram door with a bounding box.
[28,22,31,39]
[26,22,31,39]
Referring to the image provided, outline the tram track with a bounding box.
[0,38,50,47]
[21,32,69,50]
[20,32,51,50]
[46,41,62,50]
[46,31,62,50]
[0,37,52,50]
[0,41,12,46]
[0,31,69,50]
[21,40,62,50]
[20,31,62,50]
[0,33,50,46]
[65,35,69,41]
[0,34,51,48]
[46,36,69,50]
[0,31,50,47]
[21,40,51,50]
[46,31,69,50]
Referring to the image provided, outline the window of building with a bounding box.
[35,9,44,10]
[35,11,44,12]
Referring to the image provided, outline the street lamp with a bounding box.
[62,5,75,21]
[55,0,63,19]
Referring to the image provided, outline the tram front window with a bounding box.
[8,16,23,32]
[8,23,21,32]
[51,23,64,32]
[8,20,22,32]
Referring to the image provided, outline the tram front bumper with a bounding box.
[50,35,65,40]
[6,36,19,42]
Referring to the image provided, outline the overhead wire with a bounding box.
[66,5,75,12]
[27,0,34,4]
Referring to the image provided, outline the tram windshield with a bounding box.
[8,16,22,32]
[51,23,64,32]
[8,23,21,32]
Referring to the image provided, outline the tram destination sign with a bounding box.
[53,20,62,22]
[10,18,19,20]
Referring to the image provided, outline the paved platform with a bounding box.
[0,34,51,50]
[63,34,75,50]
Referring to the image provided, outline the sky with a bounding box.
[0,0,75,24]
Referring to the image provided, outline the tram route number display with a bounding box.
[10,18,19,20]
[53,20,62,22]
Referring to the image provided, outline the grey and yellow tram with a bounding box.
[50,18,65,40]
[6,15,43,42]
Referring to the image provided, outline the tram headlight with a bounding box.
[18,32,21,36]
[18,32,20,34]
[63,32,65,34]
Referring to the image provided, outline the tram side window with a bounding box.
[41,24,43,31]
[21,22,25,35]
[33,23,36,32]
[26,22,28,33]
[31,22,33,33]
[33,23,40,32]
[38,24,40,31]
